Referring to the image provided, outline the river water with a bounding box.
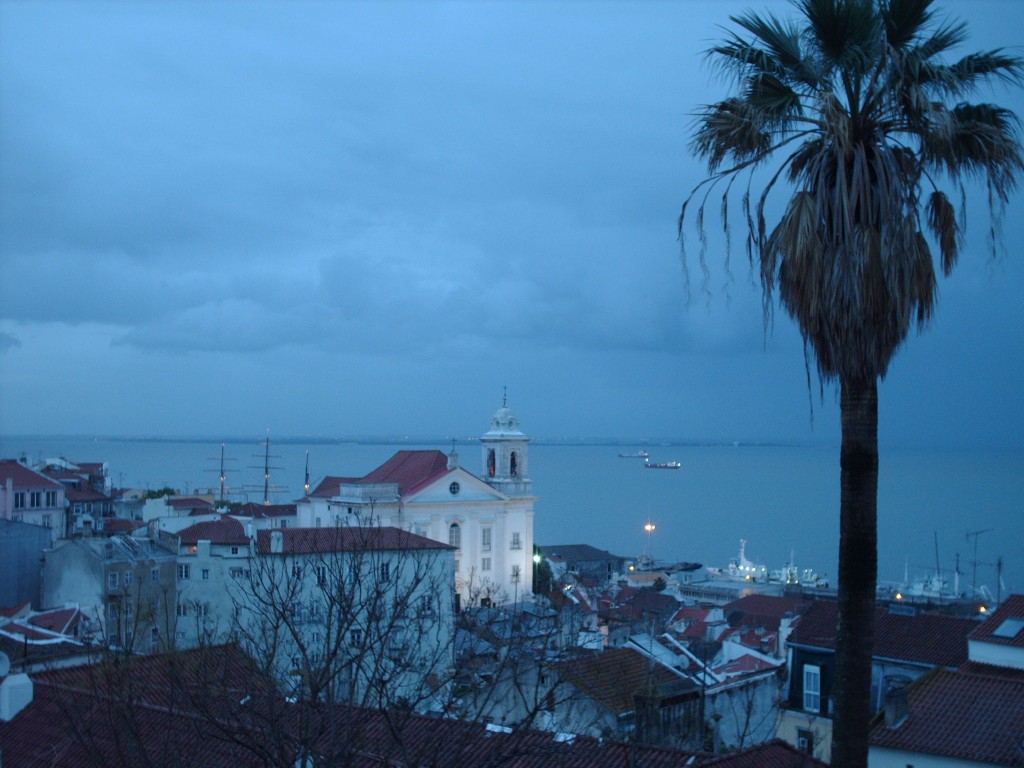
[2,435,1020,595]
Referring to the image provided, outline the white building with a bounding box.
[298,400,536,608]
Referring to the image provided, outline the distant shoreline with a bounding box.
[1,433,832,449]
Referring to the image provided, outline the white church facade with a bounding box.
[296,400,536,607]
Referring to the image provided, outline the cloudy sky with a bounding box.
[1,0,1021,447]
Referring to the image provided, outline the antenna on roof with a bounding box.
[245,431,287,505]
[503,385,508,408]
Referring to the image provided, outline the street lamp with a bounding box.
[644,522,656,566]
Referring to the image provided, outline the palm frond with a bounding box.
[800,0,881,73]
[727,11,811,83]
[692,97,773,170]
[880,0,933,50]
[926,190,960,274]
[925,102,1024,199]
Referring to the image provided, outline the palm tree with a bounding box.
[680,1,1022,765]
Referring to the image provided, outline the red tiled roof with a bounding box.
[310,451,453,500]
[696,739,827,767]
[28,607,80,635]
[309,475,358,498]
[870,665,1024,765]
[358,450,452,496]
[0,459,63,490]
[0,641,819,768]
[554,646,694,715]
[255,526,452,555]
[64,487,110,502]
[0,601,31,618]
[788,601,976,667]
[167,496,215,510]
[724,594,812,632]
[178,517,250,546]
[713,652,777,676]
[234,502,297,518]
[969,594,1024,649]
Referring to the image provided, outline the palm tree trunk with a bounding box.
[831,376,879,767]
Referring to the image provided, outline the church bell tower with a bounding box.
[480,390,531,497]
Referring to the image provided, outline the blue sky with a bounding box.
[1,0,1022,448]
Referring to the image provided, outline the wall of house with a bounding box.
[0,519,51,609]
[173,539,248,648]
[707,670,783,750]
[776,709,832,764]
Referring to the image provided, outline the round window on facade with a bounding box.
[449,481,461,496]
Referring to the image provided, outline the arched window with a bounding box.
[487,450,496,477]
[510,451,518,477]
[449,522,461,549]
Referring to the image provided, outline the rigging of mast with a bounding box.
[245,431,287,505]
[204,443,239,503]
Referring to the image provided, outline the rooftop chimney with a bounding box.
[883,676,911,728]
[270,530,284,554]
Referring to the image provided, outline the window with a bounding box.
[482,558,491,572]
[803,664,821,712]
[151,568,160,583]
[197,602,210,618]
[229,567,244,579]
[350,628,363,646]
[123,571,132,587]
[315,565,327,586]
[510,451,519,477]
[13,492,24,509]
[315,517,322,528]
[108,572,119,590]
[511,565,521,584]
[177,564,191,580]
[481,528,492,552]
[511,532,521,550]
[30,491,41,507]
[796,729,814,755]
[45,491,57,507]
[176,603,188,617]
[449,481,461,496]
[292,565,303,579]
[379,563,391,581]
[419,596,434,616]
[448,523,461,549]
[230,546,239,555]
[280,519,288,528]
[150,627,160,651]
[201,568,210,581]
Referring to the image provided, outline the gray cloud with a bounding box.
[0,0,1021,445]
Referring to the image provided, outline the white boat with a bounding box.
[707,539,769,582]
[644,461,680,469]
[769,550,829,588]
[619,450,650,459]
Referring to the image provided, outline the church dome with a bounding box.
[486,404,524,436]
[490,406,520,433]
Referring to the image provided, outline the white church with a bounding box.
[297,399,536,607]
